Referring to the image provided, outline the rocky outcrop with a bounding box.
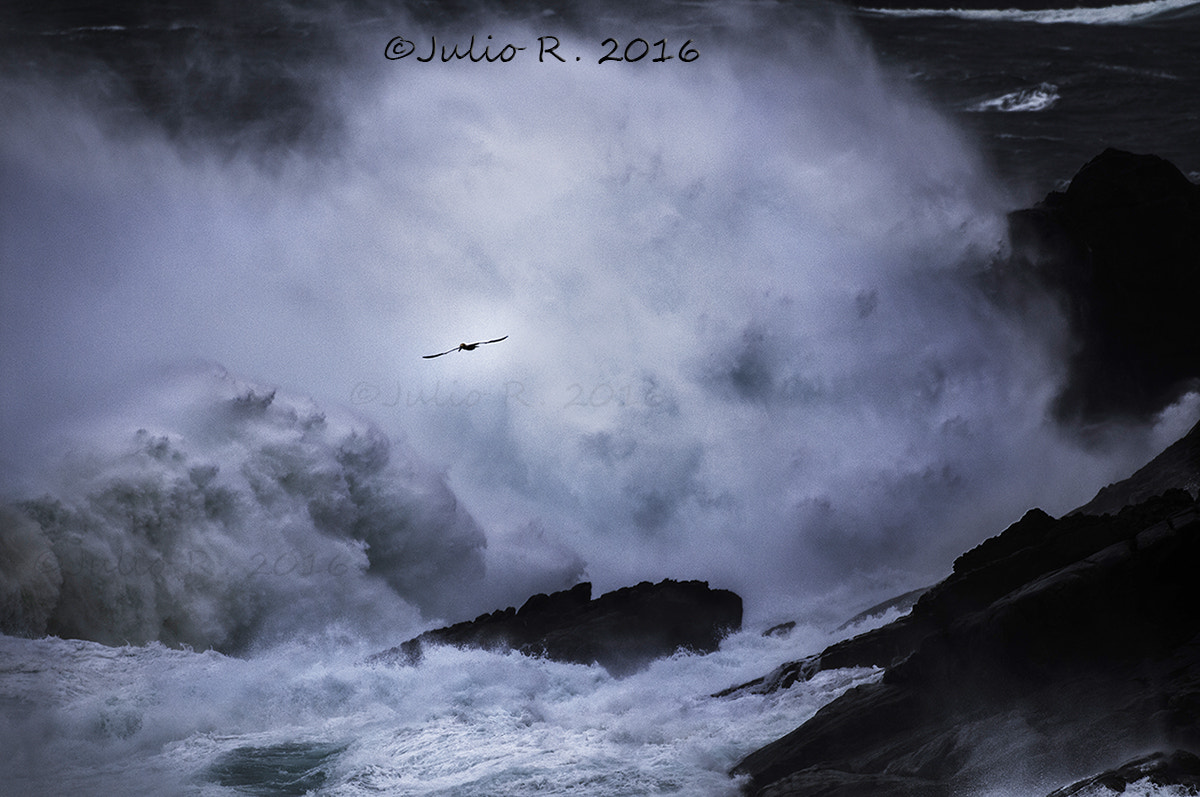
[728,418,1200,795]
[1004,148,1200,425]
[1046,750,1200,796]
[724,152,1200,790]
[375,579,742,676]
[834,587,930,632]
[1073,418,1200,516]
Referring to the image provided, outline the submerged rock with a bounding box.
[374,579,742,676]
[763,621,797,638]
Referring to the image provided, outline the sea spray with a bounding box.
[1,0,1187,641]
[3,2,1200,796]
[0,620,878,796]
[1,365,489,650]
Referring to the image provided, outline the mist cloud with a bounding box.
[2,1,1195,642]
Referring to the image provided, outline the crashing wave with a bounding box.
[0,365,487,651]
[967,83,1060,113]
[858,0,1200,25]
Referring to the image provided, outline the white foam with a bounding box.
[967,83,1061,112]
[859,0,1200,25]
[0,625,878,796]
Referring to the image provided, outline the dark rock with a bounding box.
[728,420,1200,795]
[764,621,797,638]
[734,493,1200,794]
[744,419,1200,692]
[756,768,949,797]
[1004,149,1200,425]
[1045,750,1200,796]
[719,591,932,701]
[727,153,1200,792]
[834,586,931,632]
[374,579,742,676]
[1073,418,1200,516]
[723,479,1200,701]
[715,654,824,699]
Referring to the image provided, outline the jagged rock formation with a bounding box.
[374,579,742,676]
[1073,418,1200,516]
[727,418,1200,795]
[1004,148,1200,425]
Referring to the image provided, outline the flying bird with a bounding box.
[422,336,508,359]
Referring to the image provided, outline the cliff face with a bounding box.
[374,579,743,677]
[728,400,1200,794]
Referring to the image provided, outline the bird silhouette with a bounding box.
[422,336,508,359]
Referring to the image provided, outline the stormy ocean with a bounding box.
[1,0,1198,794]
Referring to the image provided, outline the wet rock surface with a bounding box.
[729,419,1200,795]
[1046,750,1200,796]
[374,578,742,676]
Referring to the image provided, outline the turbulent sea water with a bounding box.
[1,0,1198,794]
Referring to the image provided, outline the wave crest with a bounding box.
[967,83,1060,113]
[1,366,489,650]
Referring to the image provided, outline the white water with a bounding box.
[1066,782,1199,797]
[859,0,1200,25]
[968,83,1061,113]
[4,6,1186,644]
[3,3,1198,793]
[0,623,882,796]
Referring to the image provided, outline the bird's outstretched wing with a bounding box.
[422,335,508,359]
